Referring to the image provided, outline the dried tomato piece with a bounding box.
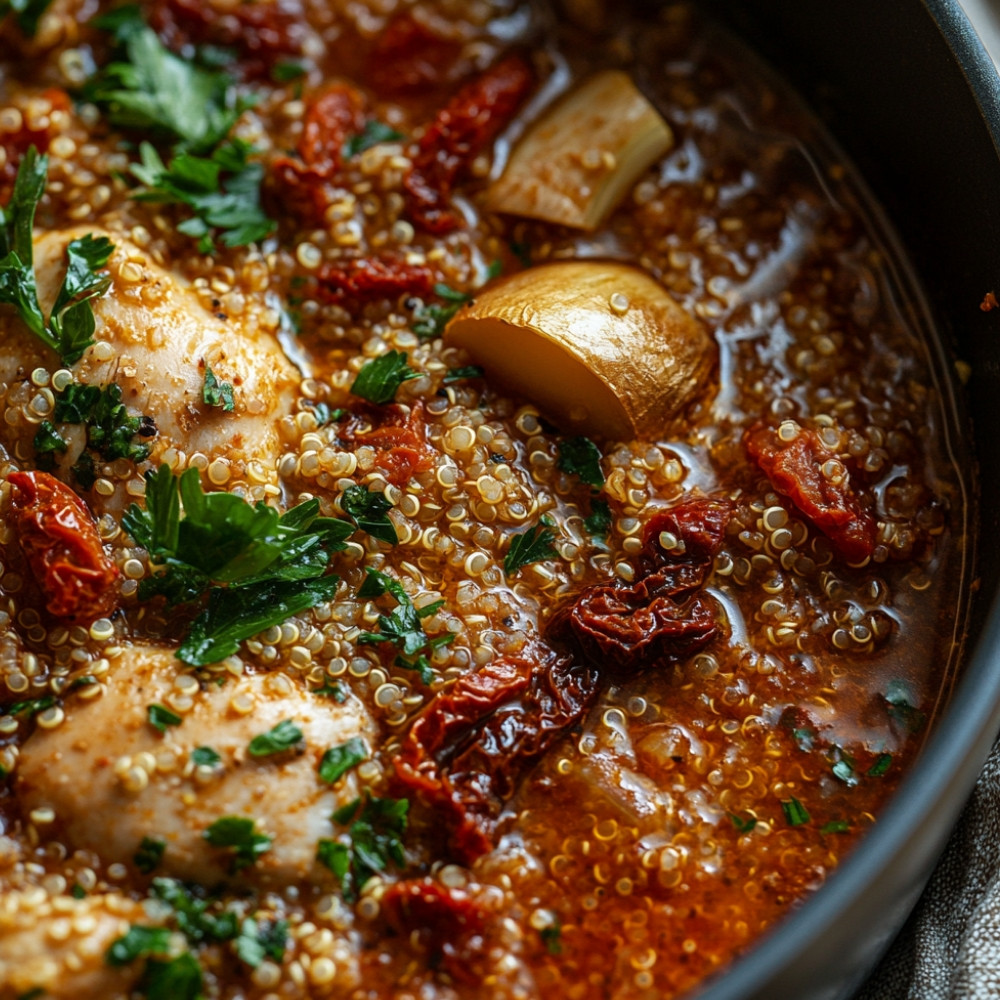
[151,0,303,78]
[366,13,463,96]
[552,496,731,670]
[272,84,366,219]
[338,402,434,486]
[393,651,598,863]
[381,880,487,984]
[404,53,536,233]
[0,90,70,201]
[8,471,120,625]
[316,255,435,304]
[744,423,877,563]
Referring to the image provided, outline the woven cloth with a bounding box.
[856,740,1000,999]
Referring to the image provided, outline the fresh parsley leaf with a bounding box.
[412,282,471,340]
[48,234,115,363]
[781,797,810,827]
[350,350,419,405]
[248,719,303,757]
[820,819,851,834]
[539,923,562,956]
[343,120,405,158]
[504,522,557,577]
[0,0,52,36]
[141,953,203,1000]
[106,924,172,966]
[583,498,612,538]
[71,883,86,898]
[443,365,484,384]
[315,682,347,702]
[235,917,287,968]
[393,652,436,685]
[319,736,367,784]
[147,703,182,733]
[33,420,68,459]
[830,747,858,786]
[867,753,893,777]
[324,792,408,902]
[357,568,451,663]
[202,365,235,411]
[150,877,237,944]
[191,746,222,767]
[341,484,397,544]
[728,812,757,834]
[202,816,272,873]
[306,402,346,426]
[134,836,166,874]
[557,436,604,489]
[885,679,926,734]
[272,60,307,83]
[6,695,57,718]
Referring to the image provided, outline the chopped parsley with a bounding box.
[140,953,203,1000]
[306,402,346,427]
[557,436,604,489]
[318,792,408,902]
[343,120,405,158]
[235,917,288,968]
[412,283,470,340]
[106,925,172,966]
[191,746,222,767]
[248,719,303,757]
[340,484,398,545]
[583,498,613,539]
[6,695,57,718]
[0,0,52,35]
[315,682,347,702]
[885,679,926,734]
[202,365,235,411]
[134,836,166,874]
[350,350,419,405]
[728,811,757,834]
[443,365,485,384]
[318,736,367,784]
[150,878,237,943]
[71,883,86,899]
[830,747,858,786]
[820,819,851,834]
[504,522,557,578]
[32,420,67,462]
[203,816,272,873]
[122,465,350,665]
[781,797,810,827]
[867,752,893,777]
[0,149,115,364]
[147,703,182,733]
[539,923,563,956]
[272,60,307,83]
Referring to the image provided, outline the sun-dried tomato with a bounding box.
[0,90,70,201]
[366,13,464,97]
[404,53,535,233]
[393,651,598,863]
[272,84,366,219]
[150,0,303,79]
[551,496,731,670]
[744,423,876,563]
[381,880,487,984]
[338,402,434,486]
[316,255,435,305]
[8,471,120,625]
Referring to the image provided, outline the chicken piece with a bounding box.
[0,890,144,999]
[16,644,376,888]
[0,226,298,499]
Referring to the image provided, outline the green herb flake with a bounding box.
[557,436,604,489]
[33,420,68,458]
[350,350,419,405]
[248,719,303,757]
[539,923,563,956]
[343,120,405,158]
[6,695,57,718]
[134,836,166,874]
[202,365,235,411]
[147,703,182,733]
[504,522,557,578]
[885,679,927,734]
[583,498,613,538]
[307,402,346,427]
[272,60,307,82]
[235,916,288,968]
[443,365,485,384]
[106,924,172,966]
[820,819,851,835]
[315,682,347,702]
[71,883,86,899]
[357,568,451,664]
[191,746,222,767]
[203,816,272,873]
[150,877,237,944]
[412,283,471,340]
[867,753,893,777]
[141,952,203,1000]
[728,811,757,834]
[1,0,53,36]
[781,797,810,827]
[341,483,398,545]
[319,736,368,784]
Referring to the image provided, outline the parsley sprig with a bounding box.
[248,719,303,757]
[412,283,470,340]
[203,815,272,873]
[557,436,605,489]
[123,465,352,665]
[201,364,235,411]
[504,522,558,578]
[350,350,419,405]
[0,148,115,364]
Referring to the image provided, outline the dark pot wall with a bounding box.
[687,3,1000,999]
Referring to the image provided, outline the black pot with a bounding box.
[689,3,1000,998]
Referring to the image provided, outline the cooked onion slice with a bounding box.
[484,70,673,230]
[443,261,715,440]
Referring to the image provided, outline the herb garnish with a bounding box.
[202,365,235,411]
[583,498,613,539]
[315,682,347,702]
[728,811,757,834]
[317,792,408,902]
[147,703,182,733]
[106,925,172,966]
[248,719,303,757]
[343,120,405,158]
[306,402,346,427]
[557,436,605,489]
[272,60,307,83]
[867,752,893,777]
[235,917,288,968]
[0,0,52,36]
[539,923,563,956]
[0,149,115,364]
[412,283,470,340]
[820,819,851,834]
[350,350,419,405]
[340,484,398,545]
[203,816,272,873]
[319,736,367,784]
[6,695,57,718]
[781,797,810,827]
[885,679,926,734]
[134,836,166,874]
[504,522,558,578]
[191,746,222,767]
[123,465,350,665]
[443,365,485,384]
[140,953,203,1000]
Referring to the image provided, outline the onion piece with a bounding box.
[443,261,715,440]
[484,70,673,230]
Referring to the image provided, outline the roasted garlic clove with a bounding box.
[484,70,673,230]
[443,261,715,440]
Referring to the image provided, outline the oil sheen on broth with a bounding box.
[0,2,972,1000]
